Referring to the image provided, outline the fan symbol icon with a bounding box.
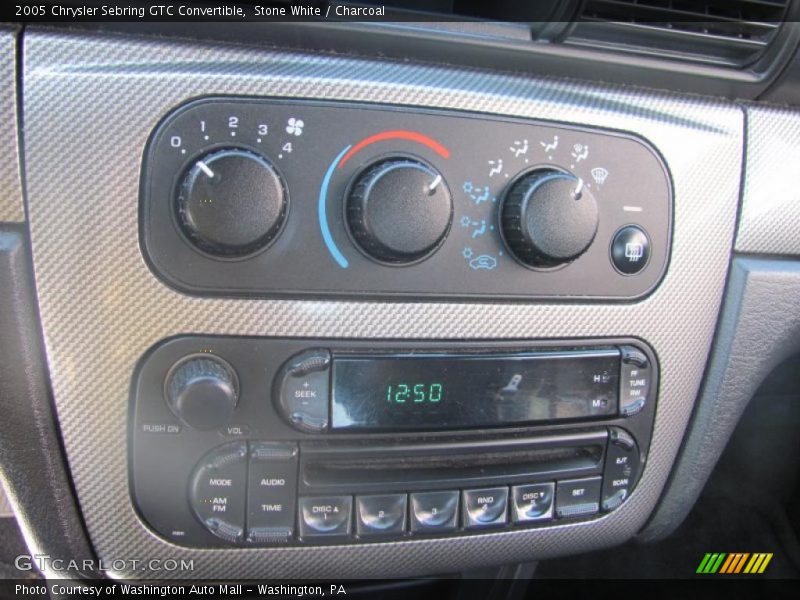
[285,118,304,136]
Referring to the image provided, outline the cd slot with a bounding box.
[299,430,607,495]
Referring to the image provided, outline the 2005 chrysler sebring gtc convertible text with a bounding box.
[1,1,800,597]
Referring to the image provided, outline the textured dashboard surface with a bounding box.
[642,257,800,542]
[23,29,742,579]
[0,27,23,223]
[736,106,800,255]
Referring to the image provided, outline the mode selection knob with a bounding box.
[176,148,288,258]
[346,158,452,264]
[500,169,599,268]
[165,355,239,430]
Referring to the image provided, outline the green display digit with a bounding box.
[395,384,409,403]
[430,383,442,402]
[387,385,392,403]
[413,383,425,403]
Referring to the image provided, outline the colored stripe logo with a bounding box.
[696,553,773,574]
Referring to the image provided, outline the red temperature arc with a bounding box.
[337,130,451,168]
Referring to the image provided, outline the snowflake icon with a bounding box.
[462,247,474,260]
[286,117,304,136]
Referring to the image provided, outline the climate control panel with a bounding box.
[141,99,671,299]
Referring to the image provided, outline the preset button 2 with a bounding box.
[356,494,407,536]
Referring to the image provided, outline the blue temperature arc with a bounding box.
[318,144,352,269]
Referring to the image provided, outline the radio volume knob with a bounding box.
[176,148,288,257]
[501,169,598,268]
[165,355,239,430]
[346,158,452,264]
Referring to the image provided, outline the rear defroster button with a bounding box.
[611,225,650,275]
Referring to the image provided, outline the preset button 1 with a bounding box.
[298,496,352,539]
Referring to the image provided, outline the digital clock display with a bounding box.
[386,382,444,404]
[331,350,620,431]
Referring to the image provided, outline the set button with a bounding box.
[555,476,602,518]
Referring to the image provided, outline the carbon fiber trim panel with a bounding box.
[736,106,800,256]
[23,29,742,579]
[0,27,23,223]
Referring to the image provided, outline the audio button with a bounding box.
[246,442,298,544]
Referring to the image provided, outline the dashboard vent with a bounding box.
[570,0,790,67]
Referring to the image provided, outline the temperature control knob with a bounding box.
[501,169,598,268]
[165,355,239,430]
[346,158,452,264]
[176,148,287,257]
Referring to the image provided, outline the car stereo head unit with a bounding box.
[130,337,656,548]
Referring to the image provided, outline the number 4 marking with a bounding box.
[279,142,293,159]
